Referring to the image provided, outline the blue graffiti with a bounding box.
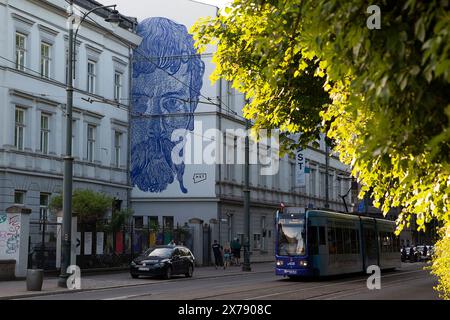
[131,17,205,194]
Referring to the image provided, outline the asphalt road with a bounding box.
[18,262,438,300]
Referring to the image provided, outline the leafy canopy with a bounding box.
[192,0,450,298]
[49,189,113,224]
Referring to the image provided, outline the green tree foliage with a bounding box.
[106,208,134,233]
[49,189,113,224]
[192,0,450,297]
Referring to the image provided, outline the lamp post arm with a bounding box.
[71,5,117,77]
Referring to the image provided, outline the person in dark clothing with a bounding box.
[409,246,415,262]
[230,238,241,266]
[401,246,407,262]
[212,240,223,269]
[423,245,428,259]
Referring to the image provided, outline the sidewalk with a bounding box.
[0,262,274,300]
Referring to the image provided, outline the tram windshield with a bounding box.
[277,216,306,256]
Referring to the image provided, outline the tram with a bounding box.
[275,207,401,277]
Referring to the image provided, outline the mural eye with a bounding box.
[162,97,187,114]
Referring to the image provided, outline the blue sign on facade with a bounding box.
[357,200,365,213]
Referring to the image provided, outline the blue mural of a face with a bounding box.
[131,17,205,194]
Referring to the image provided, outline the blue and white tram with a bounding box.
[275,207,401,277]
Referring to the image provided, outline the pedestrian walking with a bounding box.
[409,246,415,262]
[223,243,231,269]
[212,240,223,269]
[401,246,407,262]
[231,238,241,266]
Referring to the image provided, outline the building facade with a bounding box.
[129,0,354,264]
[0,0,141,263]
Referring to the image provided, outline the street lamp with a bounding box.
[58,1,123,288]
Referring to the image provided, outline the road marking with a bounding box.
[102,293,152,300]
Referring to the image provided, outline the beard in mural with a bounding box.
[131,17,205,194]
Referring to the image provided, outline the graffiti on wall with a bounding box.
[0,213,21,258]
[131,17,205,194]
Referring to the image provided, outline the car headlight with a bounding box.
[299,260,308,267]
[276,260,284,266]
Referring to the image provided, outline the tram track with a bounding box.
[193,268,428,300]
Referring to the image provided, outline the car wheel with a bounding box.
[131,274,139,279]
[185,264,193,278]
[164,266,172,280]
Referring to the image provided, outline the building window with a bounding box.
[290,161,295,191]
[320,172,326,199]
[15,33,26,71]
[14,108,25,150]
[39,193,49,222]
[40,42,51,78]
[87,124,96,162]
[226,81,235,111]
[87,60,96,93]
[309,168,316,197]
[14,190,25,204]
[114,131,122,167]
[253,233,261,250]
[40,114,50,154]
[134,216,144,229]
[114,72,122,101]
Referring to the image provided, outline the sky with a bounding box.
[100,0,231,21]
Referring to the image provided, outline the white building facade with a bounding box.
[129,0,354,264]
[0,0,141,260]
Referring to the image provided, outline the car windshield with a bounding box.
[277,216,306,256]
[144,247,173,258]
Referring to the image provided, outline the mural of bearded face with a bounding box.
[131,17,205,194]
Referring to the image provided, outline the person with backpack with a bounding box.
[212,240,223,269]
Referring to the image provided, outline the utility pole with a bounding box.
[242,114,251,272]
[58,1,122,288]
[58,0,74,288]
[325,137,330,209]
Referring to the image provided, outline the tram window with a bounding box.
[356,230,360,253]
[366,229,376,256]
[394,234,400,252]
[343,229,351,254]
[380,232,392,253]
[319,227,326,245]
[380,232,385,253]
[336,228,344,254]
[350,229,358,254]
[328,227,336,255]
[308,226,318,255]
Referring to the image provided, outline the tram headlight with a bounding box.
[276,260,284,266]
[299,260,308,267]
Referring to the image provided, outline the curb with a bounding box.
[0,267,274,300]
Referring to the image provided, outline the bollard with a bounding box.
[26,269,44,291]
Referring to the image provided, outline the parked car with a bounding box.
[401,247,420,262]
[130,245,195,279]
[415,245,433,261]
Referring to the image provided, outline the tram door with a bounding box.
[362,223,378,269]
